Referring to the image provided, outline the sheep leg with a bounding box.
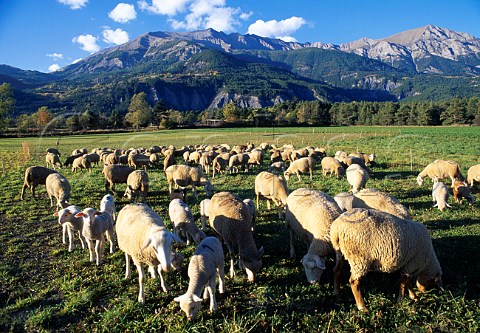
[256,194,260,210]
[62,224,68,245]
[192,184,198,200]
[224,242,236,279]
[86,239,95,262]
[309,169,313,180]
[266,199,271,210]
[148,265,158,279]
[125,253,131,279]
[217,265,225,294]
[77,231,86,249]
[67,226,75,252]
[207,277,217,312]
[289,228,296,259]
[398,273,418,302]
[349,275,368,313]
[296,173,301,182]
[49,194,54,206]
[95,239,104,265]
[333,253,346,295]
[106,229,115,253]
[156,266,169,292]
[136,263,146,303]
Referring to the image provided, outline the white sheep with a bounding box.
[116,203,184,303]
[243,198,256,231]
[45,173,71,210]
[169,198,206,245]
[330,208,443,312]
[53,205,86,252]
[212,153,230,177]
[432,182,451,211]
[100,194,116,221]
[209,191,264,282]
[346,188,412,219]
[268,161,285,174]
[417,159,464,186]
[321,157,345,178]
[71,155,92,173]
[346,164,369,194]
[199,198,211,230]
[75,208,115,265]
[283,157,316,182]
[165,164,214,200]
[124,170,149,203]
[285,188,342,283]
[46,152,62,169]
[173,236,225,321]
[20,166,57,200]
[255,171,288,219]
[467,164,480,187]
[102,164,135,196]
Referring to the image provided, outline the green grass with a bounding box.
[1,126,480,332]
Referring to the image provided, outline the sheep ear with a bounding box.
[74,212,84,218]
[173,294,186,302]
[314,256,326,269]
[53,211,59,216]
[192,294,203,302]
[141,238,152,251]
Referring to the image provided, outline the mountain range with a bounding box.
[1,24,480,115]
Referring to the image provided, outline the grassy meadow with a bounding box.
[1,126,479,332]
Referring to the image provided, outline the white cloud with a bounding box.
[109,3,137,23]
[239,11,253,21]
[102,28,129,45]
[58,0,88,10]
[138,0,189,16]
[247,16,307,41]
[48,64,61,72]
[72,34,100,53]
[46,53,64,60]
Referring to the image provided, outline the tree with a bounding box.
[152,99,167,128]
[0,83,15,131]
[126,92,151,129]
[15,114,35,132]
[223,102,240,122]
[34,106,53,129]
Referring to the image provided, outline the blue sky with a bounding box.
[0,0,479,73]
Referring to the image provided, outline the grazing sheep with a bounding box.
[20,166,57,200]
[149,153,161,168]
[187,151,202,165]
[169,199,206,245]
[284,157,316,182]
[53,205,86,252]
[170,188,186,202]
[46,173,71,210]
[346,164,369,194]
[255,171,288,219]
[100,194,116,221]
[173,237,225,321]
[243,198,256,231]
[64,153,84,167]
[334,150,348,160]
[432,182,451,211]
[104,153,119,165]
[209,192,264,282]
[228,153,249,174]
[84,152,100,166]
[321,157,345,178]
[102,164,135,196]
[270,149,282,163]
[212,153,230,177]
[330,208,443,312]
[349,188,411,219]
[342,155,370,173]
[417,159,464,186]
[199,198,211,230]
[163,151,177,172]
[247,150,264,170]
[199,151,216,175]
[268,161,285,174]
[124,170,149,203]
[453,180,475,204]
[467,164,480,188]
[128,153,150,170]
[72,148,88,156]
[165,165,214,200]
[71,155,92,173]
[116,204,184,303]
[46,152,62,169]
[75,208,115,265]
[46,147,61,156]
[285,188,342,283]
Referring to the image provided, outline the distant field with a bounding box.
[1,126,479,332]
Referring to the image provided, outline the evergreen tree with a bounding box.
[0,83,15,131]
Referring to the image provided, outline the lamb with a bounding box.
[199,198,211,230]
[346,164,369,194]
[452,180,475,204]
[102,164,135,196]
[116,204,184,303]
[20,166,57,200]
[255,171,288,219]
[124,170,149,203]
[71,155,92,173]
[169,199,206,245]
[165,164,214,200]
[283,157,316,182]
[209,191,264,282]
[173,237,225,321]
[285,188,342,283]
[467,164,480,187]
[321,157,345,178]
[100,194,116,221]
[53,205,86,252]
[46,173,71,210]
[417,159,464,186]
[46,152,62,169]
[432,182,451,211]
[330,208,443,312]
[75,208,115,265]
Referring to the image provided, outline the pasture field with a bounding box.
[1,126,479,332]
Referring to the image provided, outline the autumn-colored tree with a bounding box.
[35,106,53,129]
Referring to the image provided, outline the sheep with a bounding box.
[283,157,316,182]
[243,198,256,231]
[53,205,86,252]
[187,151,202,165]
[124,170,149,203]
[45,173,71,210]
[116,204,184,303]
[199,198,211,230]
[268,161,285,174]
[453,180,475,204]
[46,152,62,169]
[285,188,342,283]
[346,164,369,194]
[72,148,88,156]
[128,153,150,170]
[334,192,354,212]
[102,164,135,196]
[169,199,206,245]
[431,182,451,211]
[165,164,214,200]
[84,152,100,166]
[46,147,61,156]
[270,149,282,163]
[20,166,58,200]
[212,153,230,177]
[104,153,119,165]
[467,164,480,188]
[228,153,249,174]
[173,236,225,321]
[247,150,264,170]
[149,153,161,168]
[199,151,216,175]
[255,171,288,219]
[417,159,464,186]
[209,191,264,282]
[321,157,345,178]
[71,155,92,173]
[64,153,84,167]
[75,208,115,265]
[100,194,116,221]
[163,150,176,172]
[330,208,443,312]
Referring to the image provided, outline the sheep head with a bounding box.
[174,293,203,321]
[75,208,101,225]
[416,175,424,186]
[241,246,264,283]
[301,253,326,284]
[416,273,443,292]
[142,230,185,272]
